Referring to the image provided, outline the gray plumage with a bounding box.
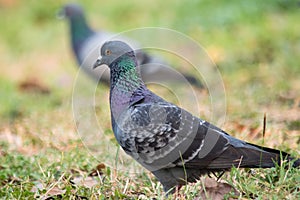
[59,3,202,87]
[93,40,300,194]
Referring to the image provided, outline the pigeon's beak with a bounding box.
[93,57,104,69]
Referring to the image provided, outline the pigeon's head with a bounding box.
[93,41,136,69]
[58,3,84,19]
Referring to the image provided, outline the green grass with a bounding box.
[0,0,299,199]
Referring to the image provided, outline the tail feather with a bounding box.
[247,143,300,168]
[207,144,300,169]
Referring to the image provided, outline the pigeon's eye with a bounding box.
[105,49,111,56]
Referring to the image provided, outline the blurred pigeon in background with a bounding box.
[93,40,300,194]
[59,3,202,87]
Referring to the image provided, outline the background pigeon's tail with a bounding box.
[207,143,300,169]
[182,75,204,88]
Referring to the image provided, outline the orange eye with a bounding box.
[105,49,111,55]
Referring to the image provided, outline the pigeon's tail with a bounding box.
[246,143,300,168]
[208,143,300,169]
[182,74,203,88]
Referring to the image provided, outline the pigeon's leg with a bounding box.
[211,170,225,181]
[207,172,213,178]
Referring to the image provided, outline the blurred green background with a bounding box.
[1,0,299,122]
[0,0,299,198]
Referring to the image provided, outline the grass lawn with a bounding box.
[0,0,299,199]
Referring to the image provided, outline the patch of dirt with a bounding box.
[18,78,50,94]
[196,177,239,200]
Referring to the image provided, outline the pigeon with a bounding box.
[93,40,300,194]
[59,3,202,87]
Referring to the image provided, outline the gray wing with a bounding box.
[115,102,225,172]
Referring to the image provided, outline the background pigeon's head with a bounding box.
[58,3,84,20]
[93,41,136,69]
